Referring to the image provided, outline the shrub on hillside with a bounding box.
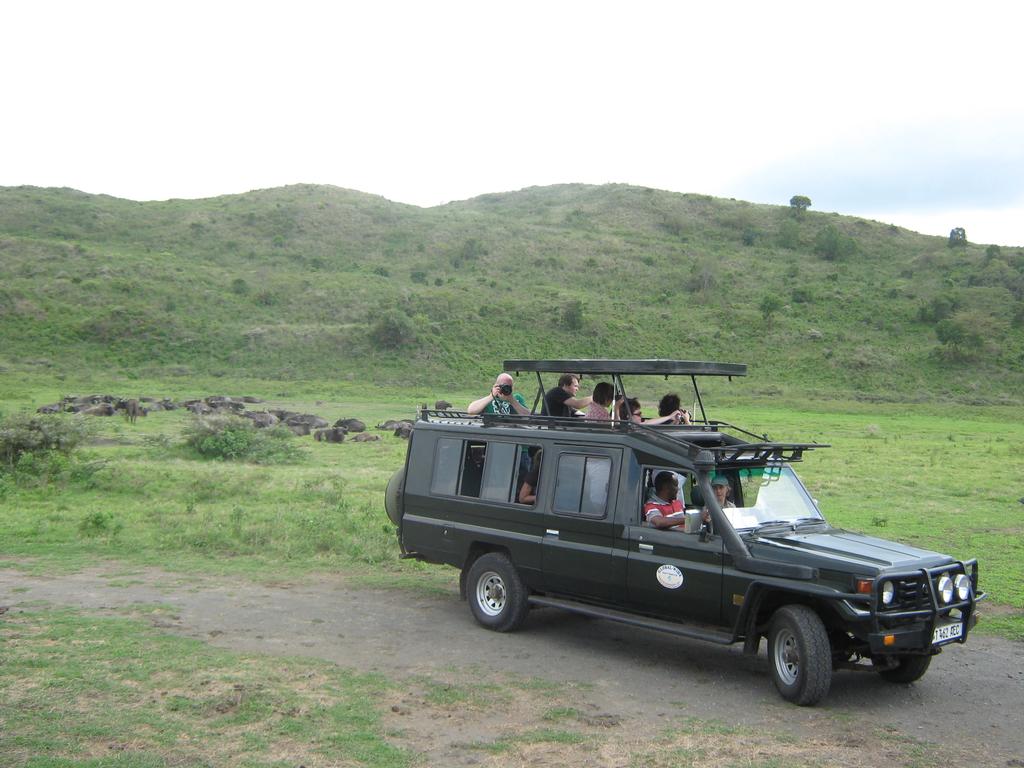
[0,412,90,470]
[368,309,416,349]
[934,310,1004,362]
[561,299,585,330]
[814,224,857,261]
[183,414,304,464]
[917,293,960,323]
[777,220,801,250]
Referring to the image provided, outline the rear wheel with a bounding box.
[384,467,405,525]
[875,654,932,683]
[768,605,832,706]
[465,553,529,632]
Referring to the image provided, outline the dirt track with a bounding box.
[2,564,1022,765]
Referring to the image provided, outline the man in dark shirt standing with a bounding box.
[542,373,592,417]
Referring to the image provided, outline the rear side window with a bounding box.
[430,438,538,503]
[553,454,612,518]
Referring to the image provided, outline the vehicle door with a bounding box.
[623,469,725,624]
[540,445,621,600]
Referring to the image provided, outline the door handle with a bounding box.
[545,529,559,537]
[639,543,654,551]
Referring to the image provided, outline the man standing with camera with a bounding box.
[467,373,531,416]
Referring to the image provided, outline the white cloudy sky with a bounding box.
[3,1,1022,245]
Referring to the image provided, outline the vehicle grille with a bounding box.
[886,577,929,612]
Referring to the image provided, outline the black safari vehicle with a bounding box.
[384,359,983,705]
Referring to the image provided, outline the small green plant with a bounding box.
[78,510,124,538]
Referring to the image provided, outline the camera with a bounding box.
[497,384,513,396]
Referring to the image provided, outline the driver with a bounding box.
[642,471,689,529]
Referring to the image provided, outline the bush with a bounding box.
[368,310,416,349]
[78,510,123,539]
[791,286,814,303]
[0,413,90,470]
[561,299,585,330]
[777,220,801,250]
[814,224,857,261]
[183,414,305,464]
[917,293,960,323]
[933,309,1003,361]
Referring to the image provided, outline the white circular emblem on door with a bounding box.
[656,565,684,589]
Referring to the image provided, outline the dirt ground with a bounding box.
[2,563,1022,767]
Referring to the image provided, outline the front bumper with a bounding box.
[866,559,983,654]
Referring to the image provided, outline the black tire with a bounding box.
[465,552,529,632]
[384,467,405,525]
[875,654,932,683]
[767,605,833,706]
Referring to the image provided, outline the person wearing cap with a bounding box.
[467,373,531,416]
[709,475,736,510]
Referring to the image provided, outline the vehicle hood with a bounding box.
[746,527,953,572]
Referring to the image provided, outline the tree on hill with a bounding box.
[948,227,968,247]
[789,195,811,217]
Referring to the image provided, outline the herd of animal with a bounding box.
[36,394,423,442]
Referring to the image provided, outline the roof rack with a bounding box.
[417,409,827,464]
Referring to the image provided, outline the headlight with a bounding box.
[881,580,895,605]
[954,573,971,601]
[937,574,954,604]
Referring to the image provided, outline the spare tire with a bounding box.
[384,466,405,525]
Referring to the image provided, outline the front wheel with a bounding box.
[875,654,932,683]
[767,605,833,706]
[465,552,529,632]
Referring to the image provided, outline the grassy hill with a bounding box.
[1,183,1022,403]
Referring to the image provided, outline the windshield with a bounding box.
[720,465,823,530]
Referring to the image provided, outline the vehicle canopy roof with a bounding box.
[504,358,745,423]
[503,359,746,378]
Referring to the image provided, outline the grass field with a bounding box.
[2,386,1022,766]
[2,388,1020,627]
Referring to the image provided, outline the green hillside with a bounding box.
[1,183,1022,402]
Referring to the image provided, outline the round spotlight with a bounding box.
[955,573,971,601]
[881,580,895,605]
[937,574,954,604]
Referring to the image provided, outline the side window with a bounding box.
[430,438,538,504]
[430,438,461,496]
[480,441,516,501]
[553,454,612,518]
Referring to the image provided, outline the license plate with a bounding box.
[932,621,963,645]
